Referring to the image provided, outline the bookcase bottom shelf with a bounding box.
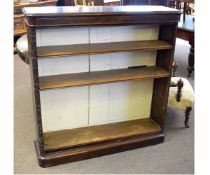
[35,131,164,167]
[44,118,161,152]
[35,118,164,167]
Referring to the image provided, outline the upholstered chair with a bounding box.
[168,64,194,128]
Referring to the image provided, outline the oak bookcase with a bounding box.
[23,6,181,167]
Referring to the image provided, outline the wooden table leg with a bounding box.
[187,33,194,77]
[183,2,186,21]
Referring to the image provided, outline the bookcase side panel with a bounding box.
[23,22,48,156]
[151,24,178,129]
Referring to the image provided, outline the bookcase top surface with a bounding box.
[23,6,181,17]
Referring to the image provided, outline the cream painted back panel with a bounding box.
[89,51,156,126]
[37,25,159,76]
[109,80,153,122]
[37,26,90,76]
[90,25,159,43]
[88,25,158,126]
[38,55,89,76]
[89,84,110,125]
[90,51,157,72]
[36,27,89,46]
[37,27,91,132]
[89,79,154,125]
[37,25,159,132]
[40,87,89,132]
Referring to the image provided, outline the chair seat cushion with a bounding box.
[15,34,29,64]
[168,77,194,109]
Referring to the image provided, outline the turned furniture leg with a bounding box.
[187,33,194,77]
[185,107,192,128]
[183,2,186,21]
[172,62,178,77]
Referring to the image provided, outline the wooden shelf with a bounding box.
[44,118,161,152]
[37,40,172,57]
[39,66,169,90]
[14,28,26,37]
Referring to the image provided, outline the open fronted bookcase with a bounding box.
[23,6,181,167]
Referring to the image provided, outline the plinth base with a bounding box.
[34,132,164,167]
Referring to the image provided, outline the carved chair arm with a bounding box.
[170,78,184,102]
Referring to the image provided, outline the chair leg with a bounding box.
[185,107,192,128]
[172,62,178,77]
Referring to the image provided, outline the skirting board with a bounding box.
[34,131,165,167]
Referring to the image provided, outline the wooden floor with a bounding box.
[44,118,161,152]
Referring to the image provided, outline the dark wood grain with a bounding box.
[14,0,57,37]
[150,23,178,129]
[44,118,161,152]
[35,132,164,167]
[121,0,167,6]
[176,78,184,102]
[23,6,181,27]
[37,40,172,58]
[27,26,45,156]
[185,106,192,128]
[23,6,180,17]
[39,66,169,90]
[24,6,180,167]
